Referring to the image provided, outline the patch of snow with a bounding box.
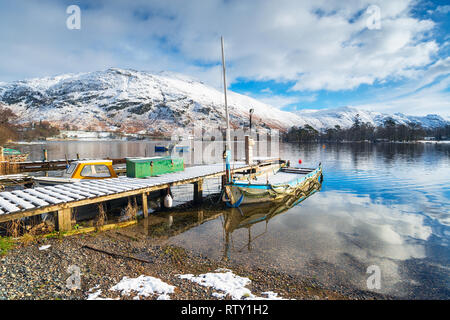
[87,289,110,300]
[256,291,287,300]
[85,271,287,300]
[178,269,288,300]
[110,275,175,300]
[86,286,116,300]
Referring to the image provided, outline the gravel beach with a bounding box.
[0,227,389,300]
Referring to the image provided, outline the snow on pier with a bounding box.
[0,160,279,231]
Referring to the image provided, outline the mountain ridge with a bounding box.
[0,68,447,135]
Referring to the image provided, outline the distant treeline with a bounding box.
[283,114,450,142]
[0,105,60,144]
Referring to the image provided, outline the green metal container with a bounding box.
[2,148,22,155]
[126,157,184,178]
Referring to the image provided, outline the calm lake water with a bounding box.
[14,140,450,299]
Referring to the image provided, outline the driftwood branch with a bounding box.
[82,245,152,264]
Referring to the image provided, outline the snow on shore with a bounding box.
[87,275,175,300]
[110,275,175,300]
[178,268,288,300]
[86,269,287,300]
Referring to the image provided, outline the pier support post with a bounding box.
[198,210,204,223]
[194,179,203,204]
[56,208,72,232]
[141,192,148,218]
[245,135,254,165]
[159,189,165,209]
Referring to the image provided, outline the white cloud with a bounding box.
[350,57,450,117]
[352,79,450,118]
[256,95,302,109]
[0,0,447,116]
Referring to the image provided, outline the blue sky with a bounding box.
[0,0,449,117]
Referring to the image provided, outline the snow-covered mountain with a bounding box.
[295,107,449,130]
[0,68,447,135]
[0,68,303,135]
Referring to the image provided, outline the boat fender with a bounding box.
[164,194,173,208]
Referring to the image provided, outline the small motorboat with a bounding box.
[155,146,170,152]
[223,163,323,208]
[33,160,118,186]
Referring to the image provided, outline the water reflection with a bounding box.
[222,182,321,261]
[11,141,450,298]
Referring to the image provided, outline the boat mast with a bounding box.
[221,36,231,151]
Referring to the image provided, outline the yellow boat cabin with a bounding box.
[33,160,118,186]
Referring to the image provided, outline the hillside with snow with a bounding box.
[295,107,448,130]
[0,68,303,135]
[0,68,447,135]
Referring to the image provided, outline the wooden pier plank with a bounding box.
[25,189,64,204]
[11,190,49,207]
[68,184,109,196]
[80,182,128,193]
[34,187,75,202]
[0,196,21,213]
[46,186,86,200]
[54,185,96,198]
[0,192,35,210]
[89,180,138,191]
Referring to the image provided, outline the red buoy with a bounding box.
[298,159,302,164]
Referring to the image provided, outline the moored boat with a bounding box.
[33,160,118,186]
[155,145,170,152]
[223,163,323,207]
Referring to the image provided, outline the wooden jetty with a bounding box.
[0,159,281,232]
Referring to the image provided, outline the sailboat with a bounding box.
[218,37,323,208]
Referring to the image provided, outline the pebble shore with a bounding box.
[0,229,389,300]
